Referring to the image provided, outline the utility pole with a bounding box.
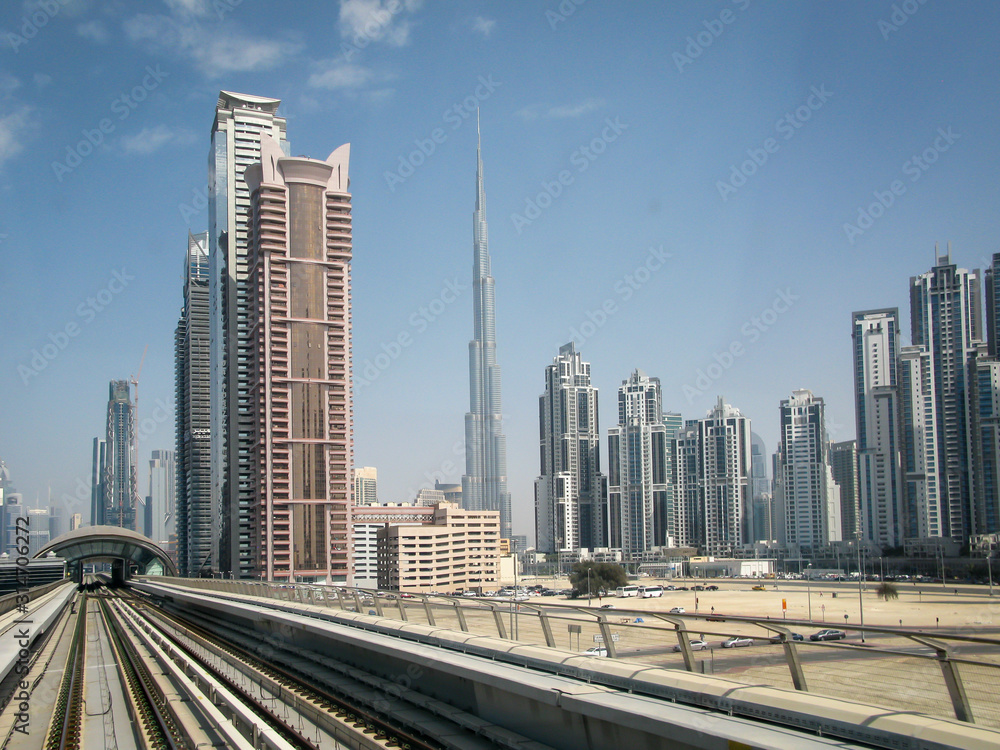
[856,532,865,643]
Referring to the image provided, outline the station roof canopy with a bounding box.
[34,525,177,576]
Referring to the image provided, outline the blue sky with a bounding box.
[1,0,998,541]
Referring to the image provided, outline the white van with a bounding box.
[640,585,663,598]
[616,585,640,597]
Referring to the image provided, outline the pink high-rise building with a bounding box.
[244,135,353,583]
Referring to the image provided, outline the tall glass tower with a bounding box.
[462,118,512,540]
[208,92,289,577]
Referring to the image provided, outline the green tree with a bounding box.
[569,562,628,599]
[876,582,899,600]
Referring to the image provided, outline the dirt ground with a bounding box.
[515,575,1000,632]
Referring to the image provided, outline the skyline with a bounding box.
[2,2,1000,544]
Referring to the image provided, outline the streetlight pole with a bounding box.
[806,563,812,621]
[856,532,865,643]
[588,567,592,607]
[879,556,884,583]
[988,551,994,597]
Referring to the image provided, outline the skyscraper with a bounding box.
[243,134,353,583]
[830,440,860,541]
[968,342,1000,536]
[90,437,106,526]
[354,467,379,506]
[462,119,512,541]
[103,380,137,529]
[750,432,773,543]
[535,343,606,553]
[209,92,289,577]
[175,231,212,576]
[607,370,670,557]
[147,450,175,548]
[852,308,904,547]
[910,253,981,542]
[675,397,752,555]
[900,345,943,539]
[773,389,842,554]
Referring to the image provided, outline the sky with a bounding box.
[1,0,999,543]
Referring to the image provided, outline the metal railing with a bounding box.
[140,577,1000,729]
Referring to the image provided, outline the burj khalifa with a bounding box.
[462,116,512,540]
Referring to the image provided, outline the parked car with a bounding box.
[810,629,847,641]
[599,604,615,609]
[692,585,705,591]
[705,585,719,591]
[668,606,686,614]
[768,632,804,643]
[673,639,708,652]
[722,636,754,648]
[664,585,676,591]
[582,645,608,657]
[751,585,767,591]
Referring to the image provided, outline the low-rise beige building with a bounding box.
[377,502,499,593]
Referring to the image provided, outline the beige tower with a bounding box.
[244,136,353,583]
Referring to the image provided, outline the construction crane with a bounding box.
[130,345,148,532]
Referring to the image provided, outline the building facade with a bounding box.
[146,450,175,550]
[534,343,605,554]
[899,345,943,539]
[377,503,500,593]
[968,342,1000,537]
[852,309,904,548]
[462,122,512,541]
[209,91,290,577]
[910,254,981,543]
[773,390,842,554]
[607,370,670,557]
[353,466,378,505]
[175,231,212,576]
[676,398,752,556]
[244,135,353,583]
[351,504,435,589]
[103,380,137,530]
[830,440,860,542]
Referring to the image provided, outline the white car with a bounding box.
[672,639,708,652]
[722,636,754,648]
[582,645,608,657]
[668,606,686,614]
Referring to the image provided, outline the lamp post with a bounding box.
[988,551,994,598]
[856,532,865,643]
[806,563,813,621]
[588,567,592,607]
[879,556,884,583]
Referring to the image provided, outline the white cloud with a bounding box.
[33,72,52,88]
[0,106,32,169]
[163,0,211,18]
[308,60,378,90]
[339,0,422,47]
[515,98,605,121]
[120,124,195,155]
[76,20,110,43]
[471,16,495,37]
[0,72,21,99]
[124,13,300,76]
